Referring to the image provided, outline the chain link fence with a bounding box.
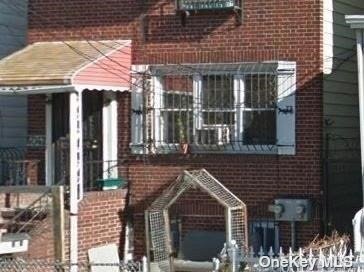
[0,258,146,272]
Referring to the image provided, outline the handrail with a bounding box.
[1,188,52,234]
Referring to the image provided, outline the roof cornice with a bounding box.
[346,15,364,29]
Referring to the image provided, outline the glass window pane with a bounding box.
[202,112,235,125]
[202,75,234,109]
[202,75,234,126]
[245,74,277,108]
[243,110,276,145]
[164,111,193,144]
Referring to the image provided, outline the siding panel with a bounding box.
[0,0,28,148]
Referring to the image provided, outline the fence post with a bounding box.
[52,186,65,264]
[212,258,220,272]
[142,256,148,272]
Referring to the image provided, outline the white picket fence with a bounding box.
[214,244,364,272]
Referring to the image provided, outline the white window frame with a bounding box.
[131,62,296,155]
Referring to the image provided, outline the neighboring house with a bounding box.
[0,0,28,148]
[323,1,364,234]
[0,0,362,263]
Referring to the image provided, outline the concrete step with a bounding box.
[0,233,30,255]
[0,221,35,232]
[0,207,48,221]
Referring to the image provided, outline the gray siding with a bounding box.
[323,0,364,233]
[0,0,28,148]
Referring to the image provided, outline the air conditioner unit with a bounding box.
[196,127,231,145]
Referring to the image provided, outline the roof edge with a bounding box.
[346,15,364,29]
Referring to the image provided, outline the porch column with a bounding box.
[103,92,118,178]
[69,89,83,272]
[45,94,53,186]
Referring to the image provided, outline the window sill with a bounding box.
[130,143,296,155]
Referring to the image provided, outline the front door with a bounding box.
[82,91,103,189]
[52,91,104,189]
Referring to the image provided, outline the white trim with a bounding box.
[354,29,364,204]
[150,61,296,75]
[346,15,364,29]
[147,61,296,155]
[0,85,74,95]
[130,65,148,154]
[193,75,203,132]
[102,91,118,179]
[323,0,333,74]
[153,76,163,149]
[69,89,83,272]
[45,94,54,186]
[234,75,244,146]
[72,84,129,92]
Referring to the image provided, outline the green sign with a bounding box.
[179,0,235,10]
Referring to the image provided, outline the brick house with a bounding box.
[0,0,362,265]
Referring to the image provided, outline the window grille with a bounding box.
[131,62,296,154]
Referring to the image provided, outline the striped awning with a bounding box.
[0,40,131,94]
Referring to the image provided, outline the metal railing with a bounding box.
[83,160,122,191]
[1,189,52,235]
[0,148,26,186]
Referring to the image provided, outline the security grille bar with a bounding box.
[148,65,284,153]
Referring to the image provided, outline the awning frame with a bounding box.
[0,84,129,96]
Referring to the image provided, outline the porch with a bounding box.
[0,40,132,192]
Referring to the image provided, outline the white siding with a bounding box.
[0,0,28,148]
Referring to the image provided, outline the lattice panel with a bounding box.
[149,211,170,266]
[188,169,243,208]
[231,208,248,250]
[146,169,247,270]
[149,175,194,211]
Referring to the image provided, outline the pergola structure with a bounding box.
[145,169,247,272]
[0,40,131,272]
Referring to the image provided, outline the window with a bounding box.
[131,62,296,155]
[244,74,277,145]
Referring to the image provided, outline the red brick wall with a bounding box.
[26,0,324,257]
[23,189,127,262]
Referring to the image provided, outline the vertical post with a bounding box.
[356,29,364,206]
[69,90,83,272]
[102,92,118,179]
[226,208,232,246]
[163,209,174,272]
[45,94,53,186]
[52,186,65,263]
[144,211,151,271]
[142,256,148,272]
[290,221,296,250]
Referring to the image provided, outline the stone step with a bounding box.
[0,221,35,232]
[0,233,30,255]
[0,207,48,221]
